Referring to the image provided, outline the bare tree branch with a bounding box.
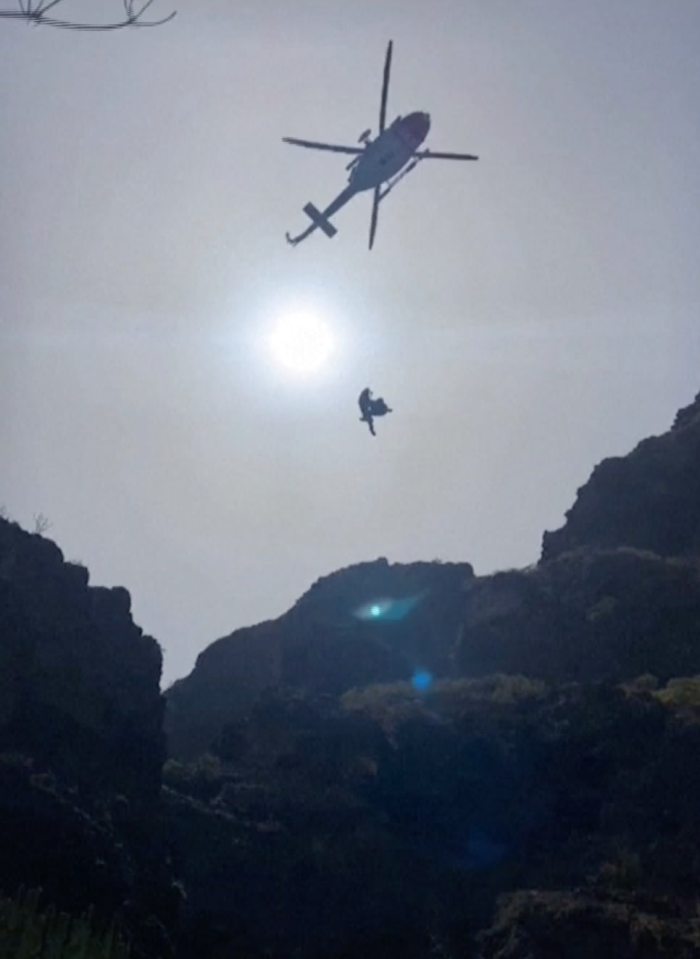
[0,0,176,29]
[32,513,51,535]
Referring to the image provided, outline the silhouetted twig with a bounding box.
[0,0,176,30]
[32,513,51,534]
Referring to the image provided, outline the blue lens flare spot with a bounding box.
[354,593,424,622]
[412,670,433,693]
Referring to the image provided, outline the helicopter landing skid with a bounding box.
[379,156,423,202]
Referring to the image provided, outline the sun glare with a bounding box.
[268,311,334,375]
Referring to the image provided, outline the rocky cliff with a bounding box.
[0,517,164,803]
[456,547,700,682]
[542,390,700,561]
[166,559,472,758]
[163,676,700,959]
[0,518,174,956]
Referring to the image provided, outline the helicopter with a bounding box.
[284,40,479,250]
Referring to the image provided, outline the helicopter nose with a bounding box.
[405,111,431,145]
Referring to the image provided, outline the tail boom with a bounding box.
[286,185,357,247]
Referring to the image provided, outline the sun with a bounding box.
[267,310,334,375]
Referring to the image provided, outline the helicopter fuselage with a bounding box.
[284,40,478,248]
[349,111,430,191]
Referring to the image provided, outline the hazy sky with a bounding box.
[2,1,700,685]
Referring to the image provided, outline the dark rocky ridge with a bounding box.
[164,676,700,959]
[0,517,165,803]
[0,518,174,956]
[456,547,700,682]
[542,390,700,561]
[166,559,472,758]
[477,888,700,958]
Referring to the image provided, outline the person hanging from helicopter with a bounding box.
[358,387,393,436]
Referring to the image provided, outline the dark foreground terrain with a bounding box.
[2,390,700,958]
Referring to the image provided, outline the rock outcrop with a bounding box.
[0,518,174,957]
[163,676,700,959]
[476,889,700,959]
[0,517,165,803]
[165,559,472,758]
[169,542,700,761]
[542,390,700,561]
[457,547,700,682]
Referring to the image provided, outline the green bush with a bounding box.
[654,676,700,711]
[0,888,130,959]
[341,674,547,730]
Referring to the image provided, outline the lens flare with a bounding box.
[354,593,425,622]
[412,670,433,693]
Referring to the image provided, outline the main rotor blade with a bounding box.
[414,149,479,161]
[282,137,363,155]
[368,186,381,251]
[378,40,393,133]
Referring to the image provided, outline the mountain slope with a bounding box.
[0,517,164,801]
[166,559,472,758]
[542,391,700,560]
